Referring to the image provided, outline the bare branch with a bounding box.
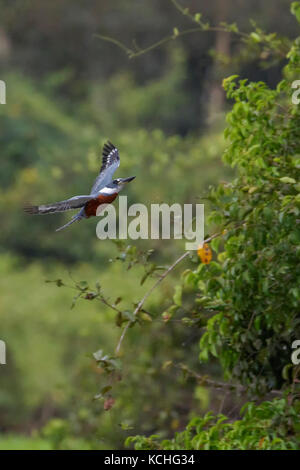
[95,0,249,60]
[94,34,133,56]
[178,364,283,396]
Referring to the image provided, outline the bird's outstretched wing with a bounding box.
[24,195,95,215]
[89,141,120,194]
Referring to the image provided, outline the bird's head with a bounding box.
[111,176,136,192]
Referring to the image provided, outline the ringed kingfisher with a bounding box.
[24,141,135,231]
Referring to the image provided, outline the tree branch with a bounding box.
[115,231,222,355]
[95,0,249,60]
[178,364,283,396]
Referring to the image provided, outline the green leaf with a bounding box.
[93,349,104,361]
[282,363,293,381]
[250,32,261,42]
[119,422,134,431]
[211,237,221,253]
[140,312,153,322]
[173,27,179,37]
[173,285,182,306]
[101,385,112,395]
[291,1,300,23]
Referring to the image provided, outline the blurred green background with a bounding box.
[0,0,297,449]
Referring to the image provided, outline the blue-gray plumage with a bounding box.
[90,141,120,194]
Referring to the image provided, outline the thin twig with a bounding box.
[95,0,249,61]
[115,251,189,354]
[94,34,133,56]
[96,25,247,60]
[170,0,247,38]
[95,0,289,61]
[179,364,283,396]
[115,231,222,355]
[97,295,123,315]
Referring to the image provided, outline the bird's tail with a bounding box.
[56,214,82,232]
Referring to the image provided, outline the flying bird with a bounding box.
[24,141,135,231]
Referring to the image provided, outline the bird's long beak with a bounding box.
[122,176,136,183]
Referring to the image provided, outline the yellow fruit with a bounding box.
[197,243,212,264]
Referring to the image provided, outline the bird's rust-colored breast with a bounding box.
[84,193,118,217]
